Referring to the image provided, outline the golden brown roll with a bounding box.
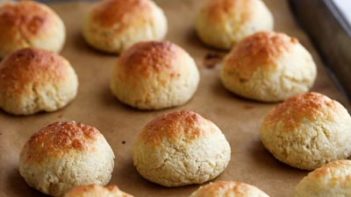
[295,160,351,197]
[83,0,167,53]
[0,1,65,58]
[196,0,273,49]
[19,121,115,197]
[0,48,78,115]
[133,111,231,187]
[261,92,351,170]
[221,31,316,102]
[110,41,199,110]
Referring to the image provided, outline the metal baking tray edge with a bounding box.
[289,0,351,101]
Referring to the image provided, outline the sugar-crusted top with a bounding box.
[117,41,183,78]
[0,1,58,40]
[0,48,71,94]
[223,31,298,80]
[263,92,338,130]
[139,111,219,146]
[91,0,155,28]
[21,121,101,163]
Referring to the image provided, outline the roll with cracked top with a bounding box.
[196,0,273,49]
[64,184,133,197]
[190,181,270,197]
[83,0,167,53]
[133,110,231,187]
[221,31,317,102]
[110,41,199,110]
[295,160,351,197]
[0,1,65,58]
[260,92,351,170]
[0,48,78,115]
[19,121,115,197]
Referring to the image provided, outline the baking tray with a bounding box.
[0,0,350,197]
[290,0,351,100]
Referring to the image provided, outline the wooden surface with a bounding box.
[0,0,350,197]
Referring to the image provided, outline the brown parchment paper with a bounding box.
[0,0,350,196]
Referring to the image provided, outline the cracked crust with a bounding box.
[110,41,199,110]
[22,121,100,163]
[295,160,351,197]
[190,181,270,197]
[0,1,65,58]
[117,41,180,77]
[83,0,167,53]
[133,111,231,187]
[196,0,273,49]
[223,32,298,78]
[64,184,133,197]
[140,111,215,146]
[221,31,317,102]
[19,121,115,197]
[263,92,337,130]
[260,92,351,170]
[0,48,78,115]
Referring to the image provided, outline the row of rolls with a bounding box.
[0,0,350,197]
[0,0,316,114]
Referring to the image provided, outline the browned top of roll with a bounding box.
[0,1,59,44]
[117,41,186,78]
[21,121,101,163]
[0,48,70,94]
[224,31,298,80]
[263,92,338,130]
[91,0,155,28]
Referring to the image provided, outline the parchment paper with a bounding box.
[0,0,350,197]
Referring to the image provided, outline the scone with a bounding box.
[64,184,133,197]
[0,48,78,115]
[196,0,273,49]
[295,160,351,197]
[190,181,270,197]
[221,31,317,102]
[83,0,167,53]
[133,111,231,187]
[19,121,115,197]
[110,41,199,110]
[0,1,65,58]
[260,92,351,170]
